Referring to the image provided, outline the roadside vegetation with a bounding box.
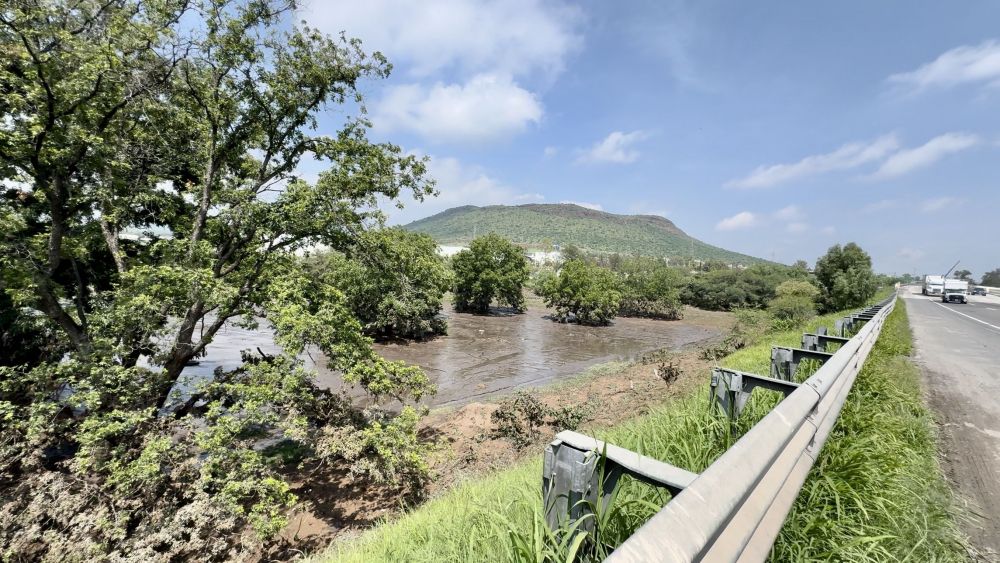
[321,298,965,563]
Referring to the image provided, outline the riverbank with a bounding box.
[316,301,967,562]
[264,306,733,557]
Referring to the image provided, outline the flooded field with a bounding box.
[178,306,730,408]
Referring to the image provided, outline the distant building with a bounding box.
[528,250,562,264]
[437,245,467,257]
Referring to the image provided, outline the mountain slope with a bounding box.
[403,204,764,265]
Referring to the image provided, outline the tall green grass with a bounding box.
[318,302,965,562]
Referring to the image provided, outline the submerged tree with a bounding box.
[0,1,435,559]
[540,259,621,326]
[304,228,451,339]
[452,234,529,314]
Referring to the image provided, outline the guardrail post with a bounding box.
[770,346,833,380]
[710,368,745,419]
[542,438,606,533]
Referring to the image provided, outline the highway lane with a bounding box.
[902,286,1000,556]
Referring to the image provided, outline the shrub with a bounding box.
[489,391,597,449]
[452,234,530,314]
[540,260,622,326]
[768,279,820,326]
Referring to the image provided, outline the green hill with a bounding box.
[403,204,765,265]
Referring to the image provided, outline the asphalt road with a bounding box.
[902,285,1000,557]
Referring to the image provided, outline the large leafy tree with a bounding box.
[452,233,529,314]
[303,228,451,339]
[541,259,622,326]
[0,1,436,559]
[813,243,877,312]
[616,257,684,320]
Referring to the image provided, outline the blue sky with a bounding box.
[297,0,1000,278]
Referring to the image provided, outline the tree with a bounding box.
[953,269,974,283]
[768,279,820,325]
[981,268,1000,287]
[813,243,877,312]
[1,1,435,558]
[452,234,529,314]
[303,228,451,339]
[540,259,622,326]
[617,257,685,320]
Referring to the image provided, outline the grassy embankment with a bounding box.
[319,301,966,562]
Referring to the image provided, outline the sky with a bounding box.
[294,0,1000,278]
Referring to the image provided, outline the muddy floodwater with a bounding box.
[177,306,729,408]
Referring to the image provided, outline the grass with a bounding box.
[317,300,966,562]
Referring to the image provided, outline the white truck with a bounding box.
[922,275,944,296]
[942,278,968,304]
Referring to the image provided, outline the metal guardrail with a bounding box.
[542,294,897,562]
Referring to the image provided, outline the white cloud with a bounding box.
[773,205,804,221]
[786,222,808,233]
[301,0,583,79]
[861,199,898,213]
[821,226,836,235]
[558,200,603,211]
[715,211,757,231]
[373,74,543,143]
[870,133,979,179]
[577,130,650,164]
[384,155,543,224]
[888,40,1000,92]
[543,146,559,158]
[727,134,899,189]
[898,247,925,260]
[921,196,961,213]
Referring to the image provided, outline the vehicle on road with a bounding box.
[923,275,944,296]
[942,279,968,304]
[971,287,988,296]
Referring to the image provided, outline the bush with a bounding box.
[452,234,530,314]
[540,260,622,326]
[488,391,596,449]
[681,269,776,311]
[767,279,820,326]
[303,228,451,340]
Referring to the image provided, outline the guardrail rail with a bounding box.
[541,294,897,562]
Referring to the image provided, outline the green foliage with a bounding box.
[980,268,1000,287]
[683,268,771,311]
[767,279,820,327]
[405,204,764,265]
[616,257,685,320]
[0,1,437,559]
[814,243,877,312]
[540,260,622,326]
[303,228,451,339]
[452,234,530,314]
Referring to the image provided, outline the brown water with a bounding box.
[177,307,723,408]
